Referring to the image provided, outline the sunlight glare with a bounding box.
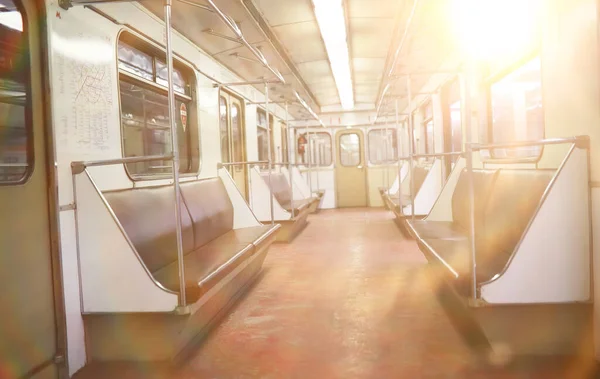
[453,0,541,62]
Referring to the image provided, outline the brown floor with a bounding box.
[75,208,598,379]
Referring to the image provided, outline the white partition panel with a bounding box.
[402,159,443,216]
[310,169,336,209]
[387,162,409,195]
[293,166,336,209]
[249,167,292,222]
[480,147,591,304]
[425,158,466,222]
[218,168,262,229]
[290,166,313,198]
[75,171,179,313]
[281,167,309,201]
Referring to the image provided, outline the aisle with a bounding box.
[75,209,590,378]
[177,209,580,378]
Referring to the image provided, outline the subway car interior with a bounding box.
[2,0,600,377]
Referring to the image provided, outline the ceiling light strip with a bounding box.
[312,0,354,110]
[295,91,326,127]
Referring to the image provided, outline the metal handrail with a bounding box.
[412,152,462,158]
[470,136,585,151]
[0,163,28,167]
[218,160,268,167]
[71,154,173,173]
[203,0,285,83]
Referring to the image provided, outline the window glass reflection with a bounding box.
[490,57,544,158]
[340,133,361,167]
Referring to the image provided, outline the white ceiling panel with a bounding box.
[296,61,334,84]
[253,0,315,26]
[349,18,396,57]
[353,58,385,75]
[347,0,402,19]
[272,22,328,63]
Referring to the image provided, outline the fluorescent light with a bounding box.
[312,0,354,110]
[294,90,326,127]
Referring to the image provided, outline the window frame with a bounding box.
[0,1,34,186]
[421,100,434,157]
[117,30,200,180]
[281,122,289,163]
[218,94,230,163]
[256,108,275,161]
[339,132,362,168]
[367,128,398,165]
[484,54,545,162]
[307,131,333,167]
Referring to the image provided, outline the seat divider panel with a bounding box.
[249,167,292,222]
[412,159,444,216]
[217,168,262,229]
[480,146,591,304]
[425,158,466,222]
[75,170,179,313]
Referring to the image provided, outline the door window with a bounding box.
[340,133,361,167]
[0,2,31,184]
[231,103,243,162]
[219,96,229,163]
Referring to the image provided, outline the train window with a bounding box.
[0,1,31,184]
[450,101,462,152]
[442,78,462,172]
[339,133,361,167]
[219,96,229,163]
[421,101,434,157]
[488,57,544,159]
[308,132,332,167]
[118,35,198,178]
[257,109,274,161]
[368,129,397,164]
[231,103,242,162]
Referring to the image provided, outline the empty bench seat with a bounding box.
[256,171,311,242]
[408,168,554,292]
[262,172,313,214]
[383,166,429,213]
[104,178,279,304]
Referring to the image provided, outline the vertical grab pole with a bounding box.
[315,139,321,191]
[164,0,186,307]
[286,102,295,219]
[395,98,402,208]
[265,84,275,226]
[407,75,416,221]
[306,125,313,194]
[384,116,389,191]
[463,70,477,303]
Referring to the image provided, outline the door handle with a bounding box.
[357,165,363,169]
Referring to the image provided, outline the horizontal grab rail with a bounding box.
[470,136,588,151]
[203,0,285,83]
[412,152,463,158]
[71,154,174,174]
[218,161,268,168]
[0,163,28,167]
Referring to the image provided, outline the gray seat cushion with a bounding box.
[407,220,466,240]
[153,226,272,302]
